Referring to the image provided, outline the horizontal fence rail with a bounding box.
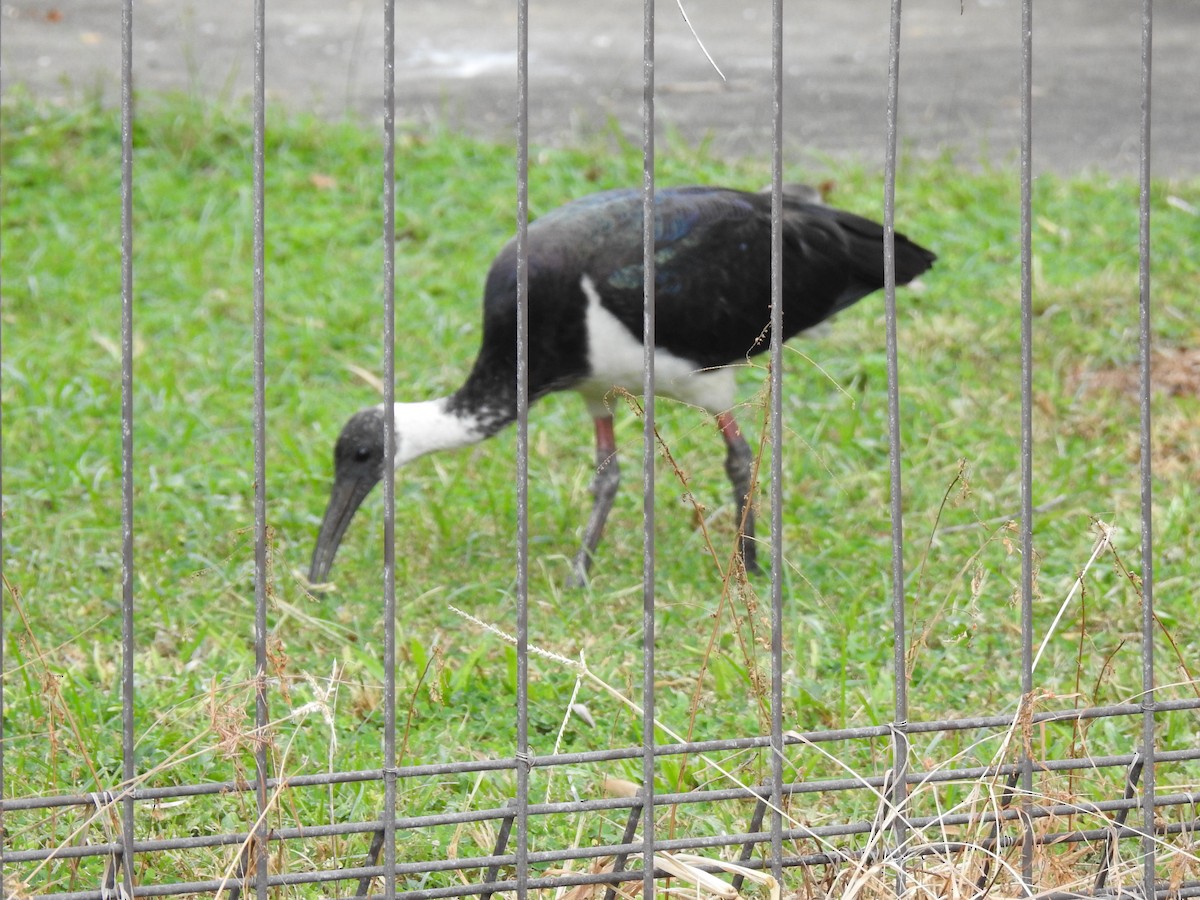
[5,700,1200,895]
[7,697,1200,816]
[8,697,1200,816]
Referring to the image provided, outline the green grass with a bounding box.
[2,90,1198,895]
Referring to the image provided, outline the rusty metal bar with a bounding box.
[381,0,400,893]
[29,813,1200,900]
[251,0,270,896]
[119,0,138,895]
[1136,3,1157,898]
[514,0,532,895]
[768,0,786,882]
[883,0,910,886]
[9,698,1200,817]
[639,0,657,895]
[1018,0,1036,888]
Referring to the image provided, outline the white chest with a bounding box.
[576,274,737,416]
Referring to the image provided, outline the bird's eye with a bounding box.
[354,446,372,463]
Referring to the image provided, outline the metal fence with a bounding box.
[3,1,1199,899]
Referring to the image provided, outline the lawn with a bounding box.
[2,91,1198,896]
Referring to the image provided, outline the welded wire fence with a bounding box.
[3,1,1199,899]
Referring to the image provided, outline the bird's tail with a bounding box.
[810,206,937,315]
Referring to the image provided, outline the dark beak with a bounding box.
[308,473,380,586]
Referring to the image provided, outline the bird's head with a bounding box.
[308,406,387,587]
[308,397,480,587]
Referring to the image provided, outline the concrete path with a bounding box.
[3,0,1198,176]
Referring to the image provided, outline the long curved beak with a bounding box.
[308,473,380,586]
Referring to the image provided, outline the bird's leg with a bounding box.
[717,411,761,575]
[569,415,620,587]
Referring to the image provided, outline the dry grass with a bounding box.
[1074,346,1200,400]
[1069,345,1200,484]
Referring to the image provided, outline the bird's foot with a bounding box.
[566,551,592,589]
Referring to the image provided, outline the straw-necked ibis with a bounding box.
[309,185,935,587]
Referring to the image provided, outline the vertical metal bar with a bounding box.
[249,0,268,897]
[382,0,399,895]
[119,0,138,895]
[767,0,785,885]
[251,0,270,896]
[0,219,3,900]
[639,0,657,895]
[0,38,4,897]
[0,102,4,894]
[882,0,909,884]
[514,0,532,895]
[1018,0,1035,887]
[1137,2,1156,896]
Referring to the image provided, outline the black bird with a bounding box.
[309,185,935,586]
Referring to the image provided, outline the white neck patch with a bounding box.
[392,398,483,466]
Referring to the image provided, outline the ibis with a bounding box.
[309,185,935,586]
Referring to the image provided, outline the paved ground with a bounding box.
[3,0,1198,176]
